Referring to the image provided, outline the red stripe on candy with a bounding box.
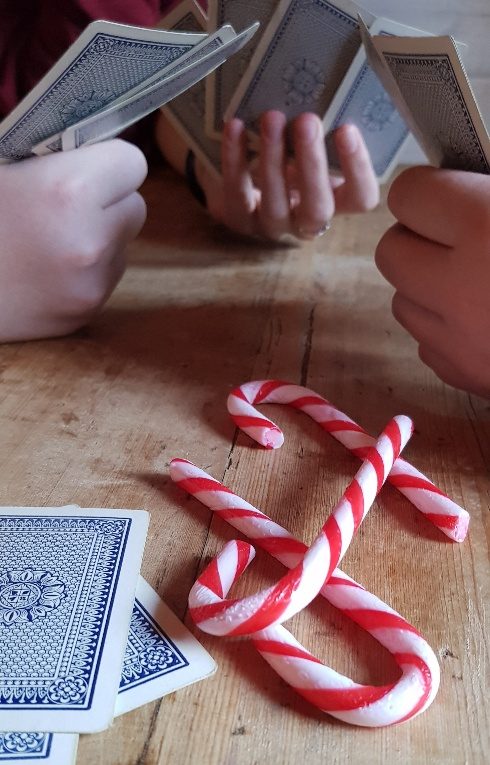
[368,448,386,493]
[258,537,307,557]
[177,477,233,495]
[235,540,253,577]
[320,419,365,433]
[232,415,275,430]
[423,513,458,530]
[253,639,322,664]
[388,474,445,496]
[342,609,420,636]
[392,654,432,723]
[297,683,393,712]
[254,380,287,403]
[197,557,223,599]
[323,517,343,581]
[229,564,305,636]
[327,576,364,589]
[384,418,403,457]
[190,600,234,624]
[217,508,269,522]
[288,395,329,409]
[343,480,365,528]
[230,387,248,402]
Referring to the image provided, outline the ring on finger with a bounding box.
[297,221,331,239]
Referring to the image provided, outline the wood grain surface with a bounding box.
[0,166,488,764]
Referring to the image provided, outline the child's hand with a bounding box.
[376,166,490,397]
[199,112,379,241]
[0,140,147,342]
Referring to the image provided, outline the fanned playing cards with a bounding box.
[0,18,258,162]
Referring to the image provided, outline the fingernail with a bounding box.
[298,115,319,144]
[337,124,358,155]
[226,118,244,141]
[262,111,286,141]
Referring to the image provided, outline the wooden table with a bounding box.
[0,166,488,764]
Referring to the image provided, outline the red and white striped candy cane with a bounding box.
[170,459,441,726]
[184,416,411,637]
[227,380,469,542]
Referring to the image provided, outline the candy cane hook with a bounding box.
[227,380,469,542]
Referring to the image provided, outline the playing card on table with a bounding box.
[160,0,223,180]
[360,22,490,174]
[0,732,77,765]
[225,0,374,134]
[323,15,430,183]
[0,21,208,162]
[115,577,216,716]
[0,507,148,734]
[55,22,259,152]
[0,575,214,762]
[206,0,277,139]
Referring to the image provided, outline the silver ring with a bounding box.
[297,221,331,239]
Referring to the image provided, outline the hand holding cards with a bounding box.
[202,0,489,181]
[358,17,490,174]
[0,507,216,764]
[0,19,258,163]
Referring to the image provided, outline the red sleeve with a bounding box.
[0,0,179,117]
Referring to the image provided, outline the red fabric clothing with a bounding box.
[0,1,183,117]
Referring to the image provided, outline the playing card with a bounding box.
[30,19,235,158]
[359,20,490,174]
[160,0,223,180]
[206,0,277,139]
[224,0,374,134]
[115,577,216,716]
[0,575,215,759]
[0,21,207,162]
[0,732,77,765]
[56,22,260,152]
[323,15,430,183]
[0,507,148,733]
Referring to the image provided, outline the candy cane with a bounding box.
[227,380,469,542]
[184,416,411,637]
[170,459,441,726]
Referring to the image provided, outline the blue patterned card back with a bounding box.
[119,599,189,693]
[0,732,77,764]
[0,22,204,161]
[0,508,148,733]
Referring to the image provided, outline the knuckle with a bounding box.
[71,238,108,269]
[47,174,89,212]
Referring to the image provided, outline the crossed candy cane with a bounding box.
[170,381,466,725]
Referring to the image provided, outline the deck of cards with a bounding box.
[0,0,488,182]
[0,507,216,765]
[164,0,490,182]
[0,17,258,163]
